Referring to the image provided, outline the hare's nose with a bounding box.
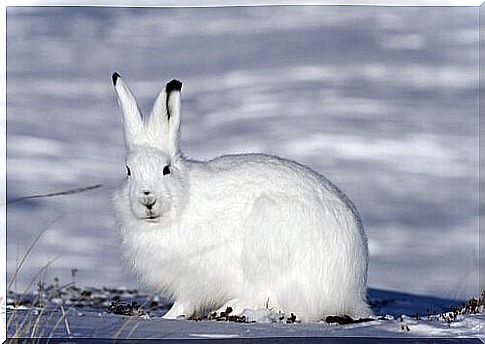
[140,192,156,209]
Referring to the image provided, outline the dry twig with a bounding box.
[7,184,103,205]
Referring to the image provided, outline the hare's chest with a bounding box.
[126,224,243,295]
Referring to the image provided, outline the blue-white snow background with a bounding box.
[6,6,479,301]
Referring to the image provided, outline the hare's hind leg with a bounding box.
[241,194,323,320]
[240,195,303,307]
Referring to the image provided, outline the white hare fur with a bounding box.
[112,73,371,321]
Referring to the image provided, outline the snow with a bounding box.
[7,307,485,339]
[5,287,485,339]
[5,5,481,338]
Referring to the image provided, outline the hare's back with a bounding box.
[206,154,360,219]
[207,153,321,188]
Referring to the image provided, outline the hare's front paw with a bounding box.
[162,301,194,319]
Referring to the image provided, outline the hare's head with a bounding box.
[112,73,187,223]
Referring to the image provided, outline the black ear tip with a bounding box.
[112,72,120,86]
[166,79,182,93]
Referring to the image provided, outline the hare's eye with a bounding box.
[163,165,171,176]
[126,165,131,176]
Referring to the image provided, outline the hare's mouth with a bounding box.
[145,215,160,222]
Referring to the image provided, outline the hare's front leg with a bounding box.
[162,301,194,319]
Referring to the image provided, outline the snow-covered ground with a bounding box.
[6,5,481,337]
[6,286,484,339]
[8,307,485,339]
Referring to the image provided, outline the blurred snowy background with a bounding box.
[6,6,479,301]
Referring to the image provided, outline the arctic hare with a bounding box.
[112,72,371,321]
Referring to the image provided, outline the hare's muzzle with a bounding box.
[139,191,157,210]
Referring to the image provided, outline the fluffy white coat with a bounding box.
[111,73,371,321]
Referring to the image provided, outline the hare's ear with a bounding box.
[148,79,182,154]
[112,72,143,149]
